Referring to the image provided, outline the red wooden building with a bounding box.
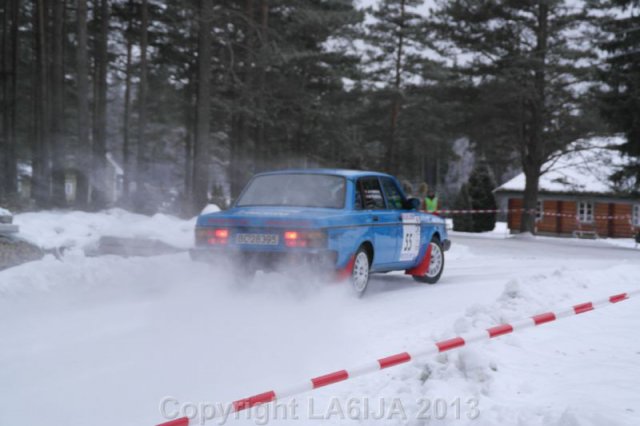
[494,136,640,238]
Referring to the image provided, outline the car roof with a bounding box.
[254,168,394,180]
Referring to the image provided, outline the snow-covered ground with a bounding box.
[1,212,639,426]
[13,208,197,250]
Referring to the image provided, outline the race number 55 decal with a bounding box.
[400,213,421,261]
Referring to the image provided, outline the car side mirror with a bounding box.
[406,198,421,210]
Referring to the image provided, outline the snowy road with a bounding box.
[1,231,639,426]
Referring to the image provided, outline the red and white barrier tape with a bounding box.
[156,289,640,426]
[433,208,634,222]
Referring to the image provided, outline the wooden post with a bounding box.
[608,203,615,238]
[507,198,513,231]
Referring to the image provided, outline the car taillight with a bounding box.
[209,228,229,245]
[214,229,229,239]
[195,227,229,245]
[284,230,326,248]
[284,231,304,247]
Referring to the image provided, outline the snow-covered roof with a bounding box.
[495,136,635,195]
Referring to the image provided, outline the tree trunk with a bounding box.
[229,114,242,199]
[0,0,18,199]
[76,0,90,207]
[192,0,213,214]
[520,2,548,234]
[92,0,109,207]
[386,0,405,175]
[32,0,51,206]
[135,0,149,204]
[520,165,541,233]
[1,0,6,200]
[51,0,66,206]
[230,0,255,199]
[183,79,194,215]
[122,0,133,201]
[388,99,400,174]
[255,0,269,172]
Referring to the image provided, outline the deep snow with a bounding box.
[0,212,639,426]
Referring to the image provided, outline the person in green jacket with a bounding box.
[425,187,439,214]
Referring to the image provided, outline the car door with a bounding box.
[355,176,399,266]
[379,177,421,267]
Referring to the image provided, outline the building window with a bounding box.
[634,204,640,227]
[536,200,544,221]
[578,201,594,223]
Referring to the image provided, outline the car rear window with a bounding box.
[236,174,346,209]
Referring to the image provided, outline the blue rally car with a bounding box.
[190,169,451,295]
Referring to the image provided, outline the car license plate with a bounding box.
[236,233,279,245]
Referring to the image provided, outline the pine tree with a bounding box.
[364,0,431,175]
[135,0,150,209]
[50,0,66,206]
[192,0,213,214]
[0,0,19,201]
[468,163,497,232]
[225,0,363,181]
[431,0,599,233]
[32,0,51,206]
[76,0,91,207]
[452,183,473,232]
[599,0,640,191]
[92,0,110,207]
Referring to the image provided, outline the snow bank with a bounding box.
[200,204,221,215]
[14,208,196,250]
[449,221,511,239]
[340,262,640,426]
[601,237,639,250]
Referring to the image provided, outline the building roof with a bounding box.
[495,136,635,196]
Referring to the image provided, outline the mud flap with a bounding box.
[405,244,432,277]
[335,254,356,281]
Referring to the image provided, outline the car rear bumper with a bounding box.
[189,247,338,271]
[442,239,451,251]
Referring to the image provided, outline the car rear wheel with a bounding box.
[351,247,371,297]
[412,238,444,284]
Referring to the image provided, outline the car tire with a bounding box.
[351,247,371,297]
[412,237,445,284]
